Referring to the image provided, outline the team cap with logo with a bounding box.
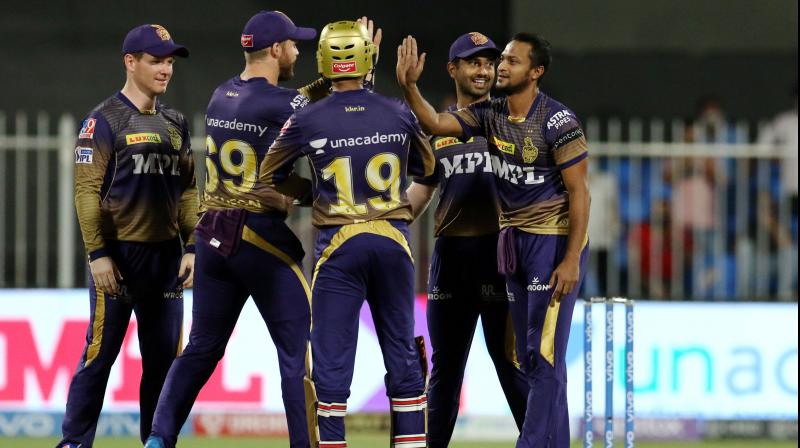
[122,24,189,58]
[241,10,317,52]
[448,32,500,62]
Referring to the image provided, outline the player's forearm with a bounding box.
[401,84,458,136]
[272,172,312,201]
[298,77,332,103]
[406,182,435,219]
[74,189,106,260]
[178,186,200,250]
[565,185,590,261]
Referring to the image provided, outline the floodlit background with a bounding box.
[0,0,796,445]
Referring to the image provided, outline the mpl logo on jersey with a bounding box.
[332,61,357,74]
[74,147,93,164]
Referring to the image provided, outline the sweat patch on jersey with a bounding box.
[74,146,93,164]
[125,133,162,145]
[491,135,515,155]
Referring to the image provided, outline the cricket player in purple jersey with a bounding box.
[406,32,528,447]
[144,11,343,448]
[261,20,435,448]
[398,33,590,448]
[57,24,197,448]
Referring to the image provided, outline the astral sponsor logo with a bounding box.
[547,109,573,130]
[74,147,93,164]
[289,94,309,111]
[206,116,268,137]
[330,132,407,149]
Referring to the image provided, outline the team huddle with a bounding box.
[60,9,589,448]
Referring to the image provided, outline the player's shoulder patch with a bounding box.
[78,117,97,139]
[546,108,575,131]
[289,92,310,111]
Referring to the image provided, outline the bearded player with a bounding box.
[398,33,590,448]
[405,32,528,447]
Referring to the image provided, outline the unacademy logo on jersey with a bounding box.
[527,277,551,292]
[206,116,268,137]
[330,132,408,149]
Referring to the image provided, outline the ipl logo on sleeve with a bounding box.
[74,146,93,164]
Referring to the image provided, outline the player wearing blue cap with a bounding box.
[405,32,528,447]
[57,24,196,448]
[145,12,381,448]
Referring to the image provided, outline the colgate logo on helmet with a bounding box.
[332,61,357,73]
[241,34,253,48]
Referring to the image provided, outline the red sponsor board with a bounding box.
[0,319,261,406]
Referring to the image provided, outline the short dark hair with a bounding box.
[510,32,551,83]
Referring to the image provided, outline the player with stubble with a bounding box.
[398,33,590,448]
[405,32,529,447]
[58,24,197,448]
[145,12,382,448]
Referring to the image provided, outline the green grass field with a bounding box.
[8,437,797,447]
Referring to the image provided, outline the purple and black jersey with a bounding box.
[74,92,197,260]
[415,106,500,236]
[261,89,435,227]
[450,92,588,235]
[202,76,327,214]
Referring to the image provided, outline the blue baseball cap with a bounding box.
[448,32,501,62]
[241,11,317,52]
[122,24,189,58]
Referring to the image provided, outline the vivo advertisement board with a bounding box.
[0,290,795,420]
